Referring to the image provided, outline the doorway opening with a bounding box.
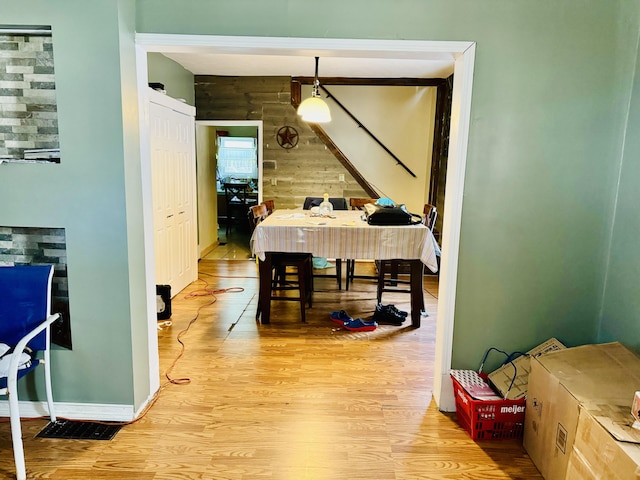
[136,35,476,411]
[195,120,263,261]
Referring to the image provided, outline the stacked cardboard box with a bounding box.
[566,406,640,479]
[523,342,640,480]
[488,337,565,400]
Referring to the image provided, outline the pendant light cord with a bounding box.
[313,56,320,97]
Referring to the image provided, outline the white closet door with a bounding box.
[173,112,197,292]
[149,95,197,297]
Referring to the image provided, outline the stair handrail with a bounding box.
[320,85,416,178]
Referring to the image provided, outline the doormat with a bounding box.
[36,420,123,440]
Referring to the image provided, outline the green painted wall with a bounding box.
[600,39,640,353]
[136,0,640,369]
[3,0,639,413]
[2,0,149,409]
[147,53,195,106]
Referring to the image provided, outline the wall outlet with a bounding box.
[338,174,345,182]
[271,178,277,186]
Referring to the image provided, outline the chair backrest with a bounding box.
[349,198,377,210]
[248,203,269,233]
[303,197,348,210]
[0,265,53,350]
[423,204,437,231]
[224,182,250,204]
[262,199,275,216]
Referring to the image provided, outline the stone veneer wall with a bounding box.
[195,75,368,209]
[0,32,59,161]
[0,226,71,349]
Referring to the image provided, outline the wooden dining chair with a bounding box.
[376,204,437,308]
[251,200,314,323]
[348,197,378,210]
[262,199,275,216]
[302,196,349,211]
[223,182,258,236]
[252,200,285,280]
[248,203,268,235]
[345,197,379,290]
[423,203,437,231]
[256,252,314,323]
[302,197,347,290]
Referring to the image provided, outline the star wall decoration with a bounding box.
[276,125,299,149]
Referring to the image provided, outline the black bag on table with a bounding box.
[363,203,423,225]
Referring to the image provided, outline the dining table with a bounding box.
[250,209,440,327]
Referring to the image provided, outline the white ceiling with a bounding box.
[162,51,454,78]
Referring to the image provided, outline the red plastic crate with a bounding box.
[451,373,526,440]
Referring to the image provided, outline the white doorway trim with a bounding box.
[135,44,160,400]
[433,44,475,410]
[196,120,264,204]
[135,34,476,411]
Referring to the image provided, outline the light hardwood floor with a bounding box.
[202,227,252,261]
[0,259,541,479]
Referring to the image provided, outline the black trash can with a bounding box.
[156,284,172,320]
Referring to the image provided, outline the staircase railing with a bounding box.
[320,85,416,178]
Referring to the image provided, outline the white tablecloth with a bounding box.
[250,210,440,272]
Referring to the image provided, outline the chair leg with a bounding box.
[258,257,273,324]
[409,260,424,328]
[256,291,261,319]
[347,259,356,290]
[8,381,27,480]
[298,265,307,323]
[345,260,351,290]
[44,347,56,422]
[336,259,342,290]
[376,261,385,304]
[305,259,313,308]
[275,265,286,286]
[390,261,399,286]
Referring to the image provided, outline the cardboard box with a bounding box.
[523,342,640,480]
[566,407,640,480]
[488,337,565,400]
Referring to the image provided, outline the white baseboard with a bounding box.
[0,400,135,422]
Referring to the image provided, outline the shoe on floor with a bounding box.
[377,303,408,317]
[342,318,378,332]
[373,304,406,325]
[329,310,352,325]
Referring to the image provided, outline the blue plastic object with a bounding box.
[375,197,395,207]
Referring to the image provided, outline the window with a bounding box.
[216,136,257,180]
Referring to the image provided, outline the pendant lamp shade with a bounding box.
[298,96,332,123]
[297,57,331,123]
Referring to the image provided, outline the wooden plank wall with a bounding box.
[195,75,368,209]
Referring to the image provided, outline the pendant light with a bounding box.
[297,57,331,123]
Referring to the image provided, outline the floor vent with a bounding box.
[37,420,123,440]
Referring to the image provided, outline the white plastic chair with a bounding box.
[0,265,60,480]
